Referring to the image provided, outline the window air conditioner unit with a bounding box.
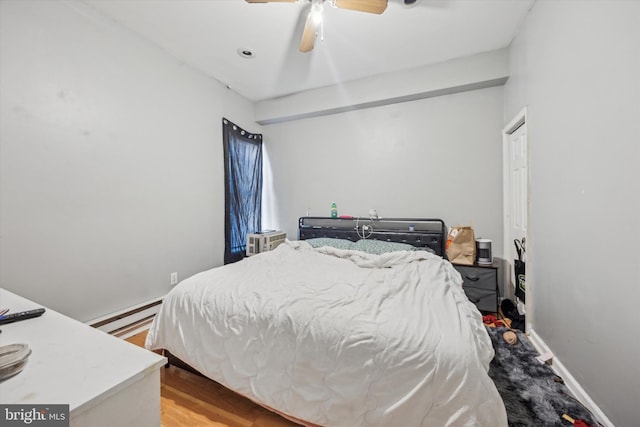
[246,231,286,257]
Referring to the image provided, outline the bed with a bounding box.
[145,217,507,426]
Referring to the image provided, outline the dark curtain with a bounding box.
[222,118,263,264]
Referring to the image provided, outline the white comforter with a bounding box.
[146,240,507,426]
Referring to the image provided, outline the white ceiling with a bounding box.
[83,0,534,102]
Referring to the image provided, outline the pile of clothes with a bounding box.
[482,313,506,328]
[481,299,524,331]
[499,299,526,331]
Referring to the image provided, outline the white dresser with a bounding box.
[0,288,166,426]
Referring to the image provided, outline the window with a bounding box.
[222,118,263,264]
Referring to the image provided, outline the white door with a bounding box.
[503,110,528,315]
[510,123,527,250]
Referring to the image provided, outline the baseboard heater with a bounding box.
[87,297,163,339]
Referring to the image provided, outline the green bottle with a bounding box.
[331,202,338,218]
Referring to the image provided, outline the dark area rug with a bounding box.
[487,327,602,427]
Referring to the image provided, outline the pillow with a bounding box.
[305,238,354,250]
[420,246,436,255]
[351,239,416,255]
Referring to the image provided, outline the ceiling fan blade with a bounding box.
[335,0,388,14]
[299,11,318,52]
[245,0,296,3]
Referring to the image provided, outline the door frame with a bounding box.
[502,107,531,329]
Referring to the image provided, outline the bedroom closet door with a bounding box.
[503,109,529,320]
[509,123,527,250]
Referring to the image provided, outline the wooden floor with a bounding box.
[126,331,300,427]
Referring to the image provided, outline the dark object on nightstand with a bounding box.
[0,308,46,325]
[453,262,499,313]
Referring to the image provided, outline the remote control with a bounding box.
[0,308,46,325]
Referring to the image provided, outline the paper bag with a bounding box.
[446,225,476,265]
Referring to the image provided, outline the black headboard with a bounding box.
[298,217,446,257]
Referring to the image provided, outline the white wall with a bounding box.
[0,0,257,321]
[504,1,640,425]
[263,86,505,260]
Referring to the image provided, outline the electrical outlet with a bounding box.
[170,272,178,285]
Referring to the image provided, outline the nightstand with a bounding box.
[0,288,166,426]
[452,262,499,313]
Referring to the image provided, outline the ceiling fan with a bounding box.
[246,0,389,53]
